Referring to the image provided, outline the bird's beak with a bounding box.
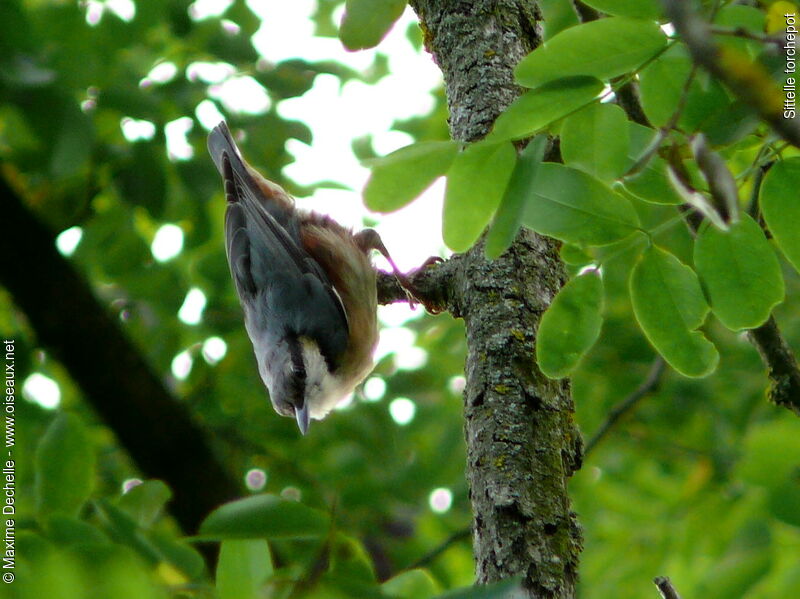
[295,403,310,436]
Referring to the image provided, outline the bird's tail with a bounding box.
[207,121,247,181]
[208,121,239,176]
[208,121,295,221]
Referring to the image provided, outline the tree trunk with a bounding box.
[409,2,583,596]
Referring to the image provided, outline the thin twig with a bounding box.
[408,527,472,570]
[615,80,651,127]
[622,65,697,179]
[747,162,766,219]
[572,0,600,23]
[654,576,682,599]
[623,127,668,178]
[661,0,800,148]
[736,141,788,182]
[585,357,666,456]
[623,429,711,459]
[709,25,785,47]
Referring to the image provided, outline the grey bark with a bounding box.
[407,2,583,596]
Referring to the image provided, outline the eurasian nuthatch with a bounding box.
[208,122,407,434]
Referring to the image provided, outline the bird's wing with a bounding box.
[209,122,349,367]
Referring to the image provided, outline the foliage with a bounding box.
[536,269,603,379]
[3,1,800,599]
[365,3,800,383]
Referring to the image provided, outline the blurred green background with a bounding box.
[2,1,800,597]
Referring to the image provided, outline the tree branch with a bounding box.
[748,316,800,415]
[377,259,455,312]
[653,576,682,599]
[572,1,600,23]
[0,176,241,535]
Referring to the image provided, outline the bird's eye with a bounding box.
[274,401,295,418]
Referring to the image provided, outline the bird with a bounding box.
[208,121,408,434]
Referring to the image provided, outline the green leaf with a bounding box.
[536,270,604,379]
[255,58,337,100]
[76,544,166,599]
[522,163,640,246]
[679,72,732,136]
[738,420,800,527]
[35,413,95,518]
[117,480,171,528]
[148,530,206,580]
[116,142,168,219]
[485,135,548,259]
[216,539,273,599]
[630,246,719,377]
[489,76,604,141]
[95,498,205,578]
[443,140,516,252]
[515,18,667,88]
[13,539,86,599]
[383,569,440,598]
[43,515,108,547]
[199,494,330,540]
[50,106,92,179]
[540,0,580,39]
[700,100,760,146]
[94,500,160,563]
[697,523,772,599]
[560,244,594,265]
[318,575,387,598]
[0,1,35,55]
[760,157,800,274]
[580,0,662,19]
[637,51,689,128]
[364,141,458,213]
[716,5,764,29]
[76,200,152,278]
[694,215,784,331]
[622,123,683,205]
[638,46,730,131]
[714,5,766,59]
[329,533,377,582]
[561,102,630,182]
[339,0,406,50]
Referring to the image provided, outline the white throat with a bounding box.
[297,337,354,419]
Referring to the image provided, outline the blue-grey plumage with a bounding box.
[208,122,382,434]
